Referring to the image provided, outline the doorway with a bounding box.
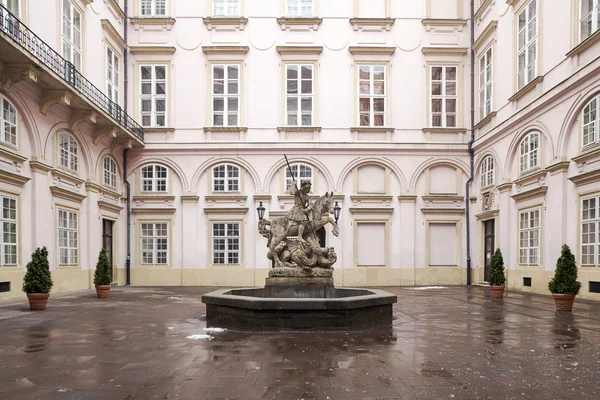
[102,219,114,281]
[483,219,495,282]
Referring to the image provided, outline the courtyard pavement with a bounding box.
[0,286,599,400]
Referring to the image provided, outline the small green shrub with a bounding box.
[93,249,112,286]
[489,249,506,286]
[548,244,582,295]
[22,247,53,294]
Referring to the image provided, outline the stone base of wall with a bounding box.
[0,269,93,300]
[508,267,600,301]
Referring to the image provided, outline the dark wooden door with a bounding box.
[102,219,114,281]
[484,219,495,282]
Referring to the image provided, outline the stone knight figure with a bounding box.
[285,180,313,242]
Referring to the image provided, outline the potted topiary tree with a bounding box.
[22,247,53,310]
[489,249,506,299]
[548,244,581,311]
[94,248,112,299]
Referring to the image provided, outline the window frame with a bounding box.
[0,194,18,267]
[140,164,168,193]
[61,0,82,70]
[106,45,120,106]
[140,0,167,17]
[211,63,240,127]
[518,207,541,265]
[140,221,169,265]
[212,164,241,193]
[429,65,458,128]
[479,47,493,120]
[57,208,79,266]
[516,0,538,90]
[582,95,600,149]
[103,157,118,189]
[480,156,495,188]
[57,132,79,174]
[212,0,241,17]
[581,194,600,266]
[286,0,314,17]
[285,63,314,127]
[519,132,540,174]
[284,163,313,193]
[139,64,168,128]
[579,0,600,43]
[0,94,18,148]
[212,222,241,265]
[357,63,387,128]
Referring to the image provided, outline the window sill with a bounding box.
[130,17,176,26]
[277,17,322,31]
[421,19,468,27]
[420,207,466,215]
[349,18,395,31]
[205,194,248,203]
[131,207,176,214]
[508,75,544,102]
[50,186,87,203]
[84,181,121,197]
[0,169,30,187]
[422,127,467,134]
[474,111,497,130]
[203,126,248,132]
[132,194,176,202]
[567,30,600,58]
[129,46,176,55]
[573,143,600,164]
[546,160,571,175]
[514,167,547,186]
[53,168,85,186]
[511,186,548,203]
[0,144,26,163]
[203,17,248,31]
[203,207,249,214]
[350,127,394,133]
[568,168,600,187]
[422,194,465,202]
[277,126,322,132]
[143,127,175,133]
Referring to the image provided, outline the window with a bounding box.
[61,0,82,70]
[519,132,539,173]
[1,95,17,147]
[106,47,120,106]
[480,156,495,188]
[212,64,239,127]
[582,195,600,266]
[285,163,313,192]
[287,0,313,17]
[582,95,600,148]
[141,164,167,193]
[212,223,240,265]
[213,164,240,192]
[519,208,540,265]
[140,0,166,16]
[479,48,493,120]
[430,66,457,128]
[140,222,168,264]
[580,0,600,42]
[0,195,17,266]
[0,0,20,39]
[58,209,78,266]
[103,157,117,188]
[358,65,386,127]
[58,133,79,173]
[140,65,167,127]
[212,0,240,16]
[517,0,537,90]
[0,0,19,15]
[286,64,313,127]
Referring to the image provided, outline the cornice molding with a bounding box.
[475,209,499,220]
[473,20,498,51]
[422,194,465,202]
[277,126,322,132]
[496,182,513,193]
[572,145,600,164]
[203,207,249,215]
[253,194,272,202]
[98,200,123,213]
[513,168,547,186]
[52,168,85,186]
[129,46,176,55]
[420,207,465,215]
[204,16,248,27]
[350,18,395,31]
[129,17,176,26]
[546,160,571,175]
[277,17,322,26]
[421,18,468,27]
[276,46,323,56]
[474,111,497,130]
[398,194,418,203]
[84,181,121,198]
[132,195,176,202]
[181,194,200,203]
[350,127,394,133]
[508,76,545,102]
[422,127,467,134]
[132,207,176,214]
[201,46,249,55]
[29,157,52,173]
[0,146,27,163]
[349,207,394,215]
[0,168,30,187]
[203,126,249,132]
[348,46,396,56]
[106,0,126,19]
[511,186,548,203]
[474,0,494,21]
[421,47,469,56]
[205,195,248,202]
[568,169,600,187]
[101,19,126,49]
[50,186,87,203]
[567,30,600,58]
[350,195,394,202]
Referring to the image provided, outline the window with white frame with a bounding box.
[141,164,167,192]
[480,156,495,188]
[61,0,82,70]
[582,95,599,148]
[213,164,240,192]
[0,0,20,39]
[0,195,17,266]
[519,208,540,265]
[286,64,313,126]
[1,95,17,147]
[58,132,79,173]
[58,209,78,265]
[519,132,539,174]
[285,163,313,192]
[358,65,386,127]
[517,0,537,90]
[479,48,493,120]
[582,195,600,266]
[140,0,166,16]
[430,66,458,128]
[140,65,167,127]
[580,0,600,42]
[212,64,239,127]
[106,47,120,106]
[103,157,117,188]
[0,0,19,15]
[212,222,240,265]
[287,0,313,17]
[140,222,168,264]
[212,0,240,16]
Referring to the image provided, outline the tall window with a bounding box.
[580,0,600,42]
[141,164,167,192]
[58,209,78,266]
[519,132,539,173]
[140,0,166,16]
[517,0,537,90]
[358,65,386,127]
[285,163,313,192]
[106,47,120,106]
[1,95,17,147]
[140,222,168,264]
[58,133,78,173]
[140,65,167,127]
[212,223,240,265]
[0,0,19,15]
[0,195,17,266]
[480,156,495,188]
[213,164,240,192]
[582,195,600,266]
[61,0,82,70]
[286,64,313,127]
[519,208,540,265]
[582,95,599,148]
[212,64,239,127]
[103,157,117,188]
[212,0,240,16]
[479,48,493,120]
[430,66,457,128]
[287,0,313,16]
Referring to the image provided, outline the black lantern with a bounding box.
[333,201,341,223]
[257,201,265,221]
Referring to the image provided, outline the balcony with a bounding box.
[0,5,144,146]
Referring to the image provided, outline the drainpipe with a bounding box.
[465,0,475,286]
[123,2,131,285]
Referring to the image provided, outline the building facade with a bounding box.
[0,0,599,300]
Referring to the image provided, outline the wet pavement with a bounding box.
[1,286,599,400]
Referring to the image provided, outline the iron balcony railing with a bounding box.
[0,4,144,142]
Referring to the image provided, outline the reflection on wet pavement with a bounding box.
[0,286,599,399]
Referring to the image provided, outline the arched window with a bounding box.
[103,157,117,188]
[213,164,240,192]
[480,156,495,188]
[1,94,17,147]
[141,164,167,192]
[285,163,313,192]
[58,132,79,173]
[519,132,539,174]
[582,95,599,148]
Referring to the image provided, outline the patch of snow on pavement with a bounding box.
[204,327,227,333]
[186,334,213,340]
[406,286,447,290]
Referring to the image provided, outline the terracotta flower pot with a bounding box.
[27,293,50,310]
[95,285,111,299]
[552,294,576,311]
[490,285,505,299]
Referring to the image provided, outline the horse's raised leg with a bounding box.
[327,216,339,237]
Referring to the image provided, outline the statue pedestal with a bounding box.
[265,277,334,298]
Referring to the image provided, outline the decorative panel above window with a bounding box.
[517,0,537,90]
[358,64,386,127]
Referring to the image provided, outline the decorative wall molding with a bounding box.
[276,46,323,56]
[475,209,499,220]
[101,19,126,49]
[420,207,465,215]
[511,186,548,203]
[508,76,544,102]
[569,169,600,186]
[348,46,396,56]
[0,146,27,164]
[50,186,87,203]
[181,195,200,203]
[349,18,395,32]
[204,17,248,31]
[349,207,394,215]
[203,207,249,215]
[0,168,30,187]
[98,200,123,213]
[421,47,469,56]
[52,168,85,186]
[473,20,498,50]
[132,207,176,214]
[277,17,322,31]
[129,46,176,55]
